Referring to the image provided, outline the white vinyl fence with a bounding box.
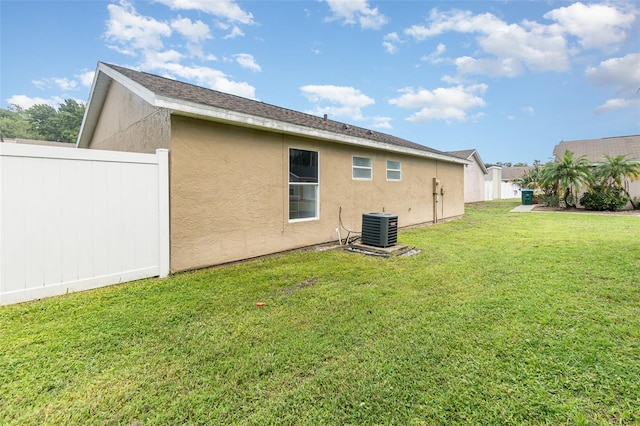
[0,143,169,305]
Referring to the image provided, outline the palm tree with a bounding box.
[513,163,543,190]
[541,150,592,208]
[594,154,640,209]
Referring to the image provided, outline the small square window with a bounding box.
[387,160,401,181]
[352,156,372,180]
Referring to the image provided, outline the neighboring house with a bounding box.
[446,149,523,202]
[444,149,526,203]
[553,135,640,207]
[448,149,487,203]
[501,166,533,199]
[553,135,640,162]
[501,166,534,183]
[479,166,524,201]
[77,62,467,272]
[1,138,76,148]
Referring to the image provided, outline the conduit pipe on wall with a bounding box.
[441,185,445,221]
[433,176,441,224]
[433,193,438,224]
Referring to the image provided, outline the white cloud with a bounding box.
[404,9,569,77]
[30,76,86,92]
[586,53,640,113]
[142,49,185,69]
[402,3,636,79]
[478,20,569,73]
[223,25,244,39]
[301,85,374,107]
[596,97,640,113]
[104,0,172,55]
[154,0,254,25]
[388,84,488,123]
[170,17,211,43]
[77,71,95,87]
[6,95,64,110]
[522,106,535,116]
[544,2,636,51]
[454,56,523,78]
[300,84,375,121]
[52,78,77,91]
[234,53,261,72]
[100,0,256,99]
[152,62,256,99]
[585,53,640,89]
[32,79,47,90]
[383,32,402,54]
[421,43,446,64]
[372,116,392,129]
[324,0,388,30]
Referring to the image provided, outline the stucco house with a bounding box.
[447,149,487,203]
[77,62,467,272]
[553,135,640,207]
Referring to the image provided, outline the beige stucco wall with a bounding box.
[170,116,464,271]
[464,158,486,203]
[87,81,171,153]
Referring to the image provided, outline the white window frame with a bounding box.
[386,160,402,181]
[288,148,320,222]
[352,156,372,180]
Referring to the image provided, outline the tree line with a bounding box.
[485,161,531,168]
[0,99,85,143]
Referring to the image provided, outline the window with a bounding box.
[289,148,319,220]
[387,160,402,181]
[352,156,372,180]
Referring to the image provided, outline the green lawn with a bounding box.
[1,200,639,425]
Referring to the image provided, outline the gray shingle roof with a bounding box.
[501,166,534,181]
[103,62,450,158]
[553,135,640,163]
[446,148,486,173]
[447,149,476,160]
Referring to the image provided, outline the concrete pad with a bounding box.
[347,243,414,257]
[511,205,536,212]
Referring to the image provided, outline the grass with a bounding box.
[1,200,639,425]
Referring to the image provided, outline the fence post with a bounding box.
[157,149,170,278]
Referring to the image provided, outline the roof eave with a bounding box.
[158,96,466,165]
[470,150,488,174]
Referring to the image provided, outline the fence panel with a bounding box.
[0,144,169,305]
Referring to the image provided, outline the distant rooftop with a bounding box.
[553,135,640,163]
[501,166,534,181]
[446,149,487,173]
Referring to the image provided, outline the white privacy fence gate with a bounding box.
[0,144,169,305]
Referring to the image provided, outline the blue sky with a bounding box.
[1,0,638,163]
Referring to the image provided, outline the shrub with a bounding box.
[580,186,629,211]
[537,193,560,207]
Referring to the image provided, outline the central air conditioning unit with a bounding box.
[361,213,398,248]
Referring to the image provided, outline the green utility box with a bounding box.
[521,189,534,205]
